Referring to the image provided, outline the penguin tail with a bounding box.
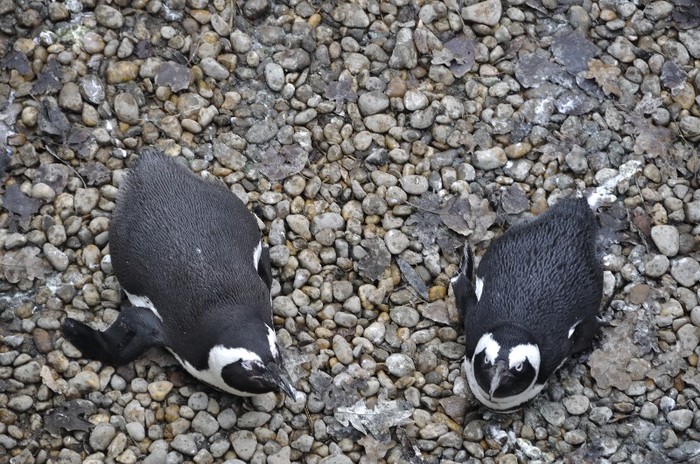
[451,245,478,329]
[62,306,165,365]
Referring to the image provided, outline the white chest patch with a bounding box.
[475,333,500,365]
[253,240,262,271]
[124,290,162,322]
[463,357,545,412]
[168,345,262,397]
[475,276,484,301]
[266,325,278,357]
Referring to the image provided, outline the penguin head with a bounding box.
[218,325,297,398]
[468,326,541,411]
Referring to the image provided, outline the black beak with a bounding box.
[264,362,297,399]
[489,360,508,401]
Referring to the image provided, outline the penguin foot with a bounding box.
[62,306,165,365]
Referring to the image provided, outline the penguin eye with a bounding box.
[514,363,523,372]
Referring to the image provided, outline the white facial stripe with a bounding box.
[464,358,545,412]
[124,290,162,322]
[267,325,278,357]
[253,241,262,271]
[168,345,262,397]
[475,333,500,365]
[475,276,484,301]
[508,344,540,371]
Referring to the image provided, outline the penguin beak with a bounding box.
[488,360,508,401]
[264,362,297,399]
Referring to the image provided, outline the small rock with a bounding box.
[385,353,415,377]
[230,430,257,460]
[332,3,369,28]
[389,28,418,69]
[473,147,507,170]
[43,243,68,271]
[74,188,100,215]
[389,306,420,328]
[114,93,140,125]
[273,49,311,71]
[462,0,502,26]
[671,257,700,287]
[364,114,396,133]
[8,395,33,412]
[200,57,229,80]
[69,371,100,392]
[264,63,285,91]
[332,335,353,364]
[645,254,670,277]
[242,0,270,19]
[358,91,390,116]
[650,225,680,257]
[563,395,590,415]
[14,361,41,383]
[95,5,123,28]
[400,175,429,195]
[667,409,694,431]
[90,423,116,451]
[171,434,198,456]
[147,381,173,401]
[58,82,83,112]
[540,402,566,426]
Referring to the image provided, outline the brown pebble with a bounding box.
[33,328,53,353]
[628,284,651,305]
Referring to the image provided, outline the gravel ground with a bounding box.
[1,0,700,463]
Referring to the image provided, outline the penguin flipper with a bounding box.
[452,246,478,328]
[569,315,600,354]
[62,306,165,365]
[257,245,273,290]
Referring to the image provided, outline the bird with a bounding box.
[62,148,296,398]
[451,197,603,412]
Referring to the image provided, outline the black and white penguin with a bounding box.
[63,149,296,398]
[451,197,603,412]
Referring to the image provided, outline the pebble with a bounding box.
[385,353,415,377]
[171,434,199,456]
[473,147,507,170]
[43,243,69,271]
[230,431,257,460]
[95,5,123,28]
[563,395,590,415]
[650,225,680,257]
[462,0,502,26]
[264,63,285,91]
[358,91,389,116]
[90,424,116,451]
[147,381,173,401]
[667,409,694,431]
[114,93,140,125]
[671,258,700,287]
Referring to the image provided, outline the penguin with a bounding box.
[451,197,603,412]
[62,149,296,398]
